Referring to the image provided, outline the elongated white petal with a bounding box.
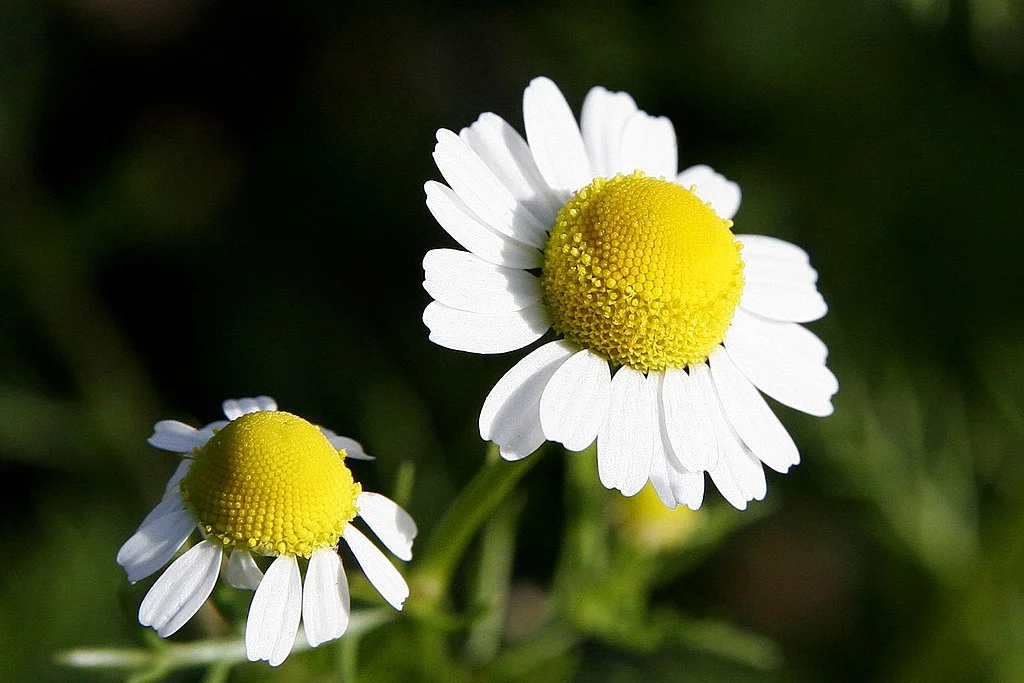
[224,550,263,590]
[743,252,818,286]
[620,112,677,179]
[730,308,828,364]
[649,445,679,509]
[139,540,222,637]
[597,367,656,496]
[343,525,409,610]
[523,77,592,199]
[660,368,718,472]
[223,396,276,421]
[434,129,547,249]
[580,86,637,178]
[735,234,810,265]
[163,459,191,495]
[423,301,549,354]
[148,421,208,453]
[669,464,705,511]
[356,492,417,562]
[423,249,541,313]
[246,555,302,667]
[460,112,562,228]
[693,364,767,509]
[302,548,351,648]
[740,280,828,323]
[318,429,373,460]
[709,346,799,473]
[677,165,742,220]
[539,348,612,452]
[479,340,576,460]
[118,492,197,584]
[425,181,541,269]
[724,317,838,417]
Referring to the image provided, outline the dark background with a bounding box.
[2,1,1023,681]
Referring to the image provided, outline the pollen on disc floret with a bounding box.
[180,411,361,558]
[541,172,745,373]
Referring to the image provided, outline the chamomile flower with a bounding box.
[422,77,837,510]
[116,397,416,667]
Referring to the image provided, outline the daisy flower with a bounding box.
[422,77,837,511]
[116,396,417,667]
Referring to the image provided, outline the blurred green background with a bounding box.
[2,0,1024,681]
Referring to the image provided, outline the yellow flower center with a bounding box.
[180,411,361,558]
[541,172,744,372]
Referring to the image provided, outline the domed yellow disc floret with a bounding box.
[541,172,744,373]
[180,411,361,558]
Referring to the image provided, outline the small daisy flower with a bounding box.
[422,77,837,511]
[116,397,416,667]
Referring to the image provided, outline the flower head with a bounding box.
[422,77,837,510]
[117,397,417,666]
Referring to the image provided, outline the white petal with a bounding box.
[693,364,767,510]
[246,555,302,667]
[433,129,548,249]
[148,421,208,453]
[460,112,562,228]
[730,308,828,364]
[740,280,828,323]
[596,367,656,496]
[423,301,549,354]
[724,316,838,417]
[223,396,277,421]
[649,447,679,509]
[669,465,705,511]
[539,348,612,452]
[735,234,810,265]
[425,181,542,269]
[660,368,718,472]
[117,492,197,584]
[479,340,576,461]
[580,86,638,178]
[163,459,191,495]
[318,428,373,460]
[423,248,541,313]
[356,492,417,562]
[620,112,678,179]
[709,346,799,473]
[742,249,818,286]
[523,77,592,200]
[302,548,351,648]
[139,540,222,637]
[224,550,264,590]
[343,525,409,610]
[677,165,742,220]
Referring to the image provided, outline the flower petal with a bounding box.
[724,314,838,417]
[163,459,191,495]
[148,421,208,453]
[580,86,638,178]
[661,367,718,472]
[224,550,263,590]
[479,340,576,461]
[356,491,417,562]
[710,346,799,473]
[343,525,409,610]
[302,548,351,648]
[739,281,828,323]
[423,248,541,313]
[596,367,657,496]
[460,112,561,228]
[223,396,277,421]
[117,492,196,584]
[620,112,677,179]
[424,181,541,269]
[669,464,705,511]
[730,308,828,365]
[422,301,549,354]
[139,540,222,637]
[523,76,592,200]
[539,348,612,452]
[735,234,810,266]
[433,129,547,249]
[677,165,742,220]
[318,429,373,460]
[246,555,302,667]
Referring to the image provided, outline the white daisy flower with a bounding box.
[117,396,417,667]
[422,77,838,511]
